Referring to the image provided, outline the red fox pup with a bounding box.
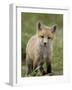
[26,22,56,75]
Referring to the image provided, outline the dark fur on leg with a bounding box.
[46,63,52,74]
[27,64,33,75]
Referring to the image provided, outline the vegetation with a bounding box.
[21,12,63,77]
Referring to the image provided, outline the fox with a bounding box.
[26,22,56,75]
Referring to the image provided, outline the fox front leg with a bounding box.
[26,56,33,75]
[46,59,52,74]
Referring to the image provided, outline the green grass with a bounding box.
[52,29,63,75]
[21,13,63,77]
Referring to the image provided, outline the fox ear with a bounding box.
[37,21,43,31]
[51,24,57,33]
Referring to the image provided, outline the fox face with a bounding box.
[37,22,56,47]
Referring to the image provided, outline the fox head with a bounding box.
[37,22,56,47]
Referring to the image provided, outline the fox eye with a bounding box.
[41,36,44,38]
[48,36,51,39]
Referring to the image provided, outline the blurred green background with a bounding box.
[21,12,63,77]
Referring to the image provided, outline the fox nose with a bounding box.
[44,42,46,46]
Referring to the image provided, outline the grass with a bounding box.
[21,13,63,77]
[52,29,63,75]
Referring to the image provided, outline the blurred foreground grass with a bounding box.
[21,13,63,77]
